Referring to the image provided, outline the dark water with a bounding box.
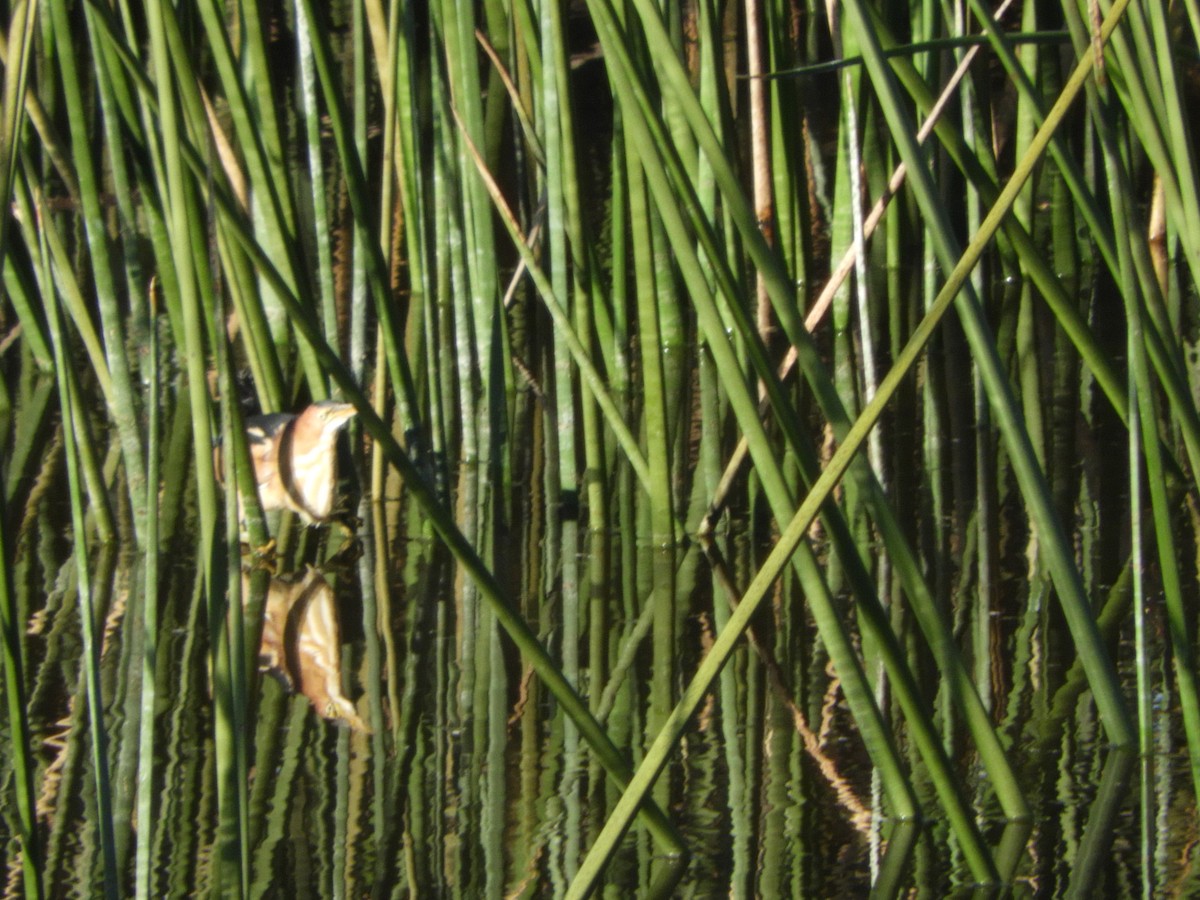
[13,444,1198,898]
[5,248,1198,896]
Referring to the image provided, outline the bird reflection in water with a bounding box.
[246,565,370,732]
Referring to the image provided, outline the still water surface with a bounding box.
[20,477,1198,897]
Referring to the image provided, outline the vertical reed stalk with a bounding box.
[41,204,118,897]
[0,432,41,900]
[133,287,160,900]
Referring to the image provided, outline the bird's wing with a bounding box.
[245,413,295,440]
[246,414,294,487]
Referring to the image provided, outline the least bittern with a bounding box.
[236,400,357,525]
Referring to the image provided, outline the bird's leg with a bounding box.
[321,520,362,571]
[332,510,363,533]
[244,537,278,572]
[323,526,363,572]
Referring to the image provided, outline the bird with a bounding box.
[240,400,357,525]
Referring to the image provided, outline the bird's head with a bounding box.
[295,401,357,445]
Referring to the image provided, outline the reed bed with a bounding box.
[1,0,1199,894]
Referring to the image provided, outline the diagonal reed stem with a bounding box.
[567,2,1133,891]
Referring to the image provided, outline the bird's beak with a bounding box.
[326,403,357,429]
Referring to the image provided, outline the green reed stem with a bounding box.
[590,0,1030,858]
[191,0,310,403]
[1120,0,1200,281]
[1096,67,1200,799]
[541,0,587,877]
[143,0,249,890]
[869,12,1131,430]
[179,147,686,856]
[619,0,1026,828]
[48,0,148,546]
[41,204,119,898]
[965,0,1119,277]
[0,0,37,283]
[296,0,419,422]
[133,292,159,900]
[1065,749,1137,899]
[568,3,1136,890]
[586,0,951,852]
[456,109,653,489]
[1058,0,1200,509]
[11,170,114,406]
[0,414,42,899]
[843,0,1134,745]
